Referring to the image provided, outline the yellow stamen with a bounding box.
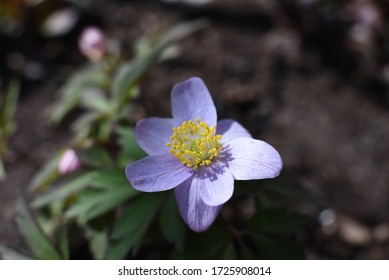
[166,118,222,170]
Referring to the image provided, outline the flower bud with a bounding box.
[58,149,81,175]
[78,27,107,61]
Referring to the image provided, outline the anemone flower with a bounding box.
[125,77,282,232]
[79,26,107,62]
[58,149,81,175]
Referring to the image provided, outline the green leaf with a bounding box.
[90,230,109,260]
[72,112,100,143]
[0,79,20,180]
[31,171,99,208]
[116,126,146,161]
[51,66,109,124]
[0,244,33,260]
[28,151,61,192]
[239,242,259,260]
[171,225,230,260]
[159,193,186,251]
[105,234,135,260]
[248,208,309,234]
[65,183,138,222]
[156,19,208,50]
[215,241,237,260]
[0,79,19,128]
[15,197,62,260]
[85,225,109,260]
[64,189,100,219]
[96,119,113,142]
[51,85,81,124]
[56,168,130,221]
[83,187,137,221]
[80,89,113,115]
[111,20,207,108]
[250,234,305,260]
[106,193,164,259]
[256,192,283,209]
[56,225,69,260]
[0,160,5,182]
[111,60,144,105]
[88,168,129,189]
[76,146,112,167]
[261,178,316,203]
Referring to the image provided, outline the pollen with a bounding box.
[166,118,222,170]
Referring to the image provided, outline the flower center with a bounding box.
[166,118,222,170]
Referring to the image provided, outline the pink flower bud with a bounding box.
[58,149,81,175]
[78,27,107,61]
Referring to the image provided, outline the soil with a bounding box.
[1,0,389,259]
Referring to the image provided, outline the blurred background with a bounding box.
[1,0,389,259]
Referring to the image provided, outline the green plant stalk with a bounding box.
[0,79,20,180]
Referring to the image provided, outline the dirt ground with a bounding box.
[1,0,389,259]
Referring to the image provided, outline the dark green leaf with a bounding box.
[64,189,100,220]
[85,225,109,260]
[88,168,130,189]
[96,120,112,142]
[261,178,317,203]
[80,90,113,115]
[111,20,207,108]
[28,151,61,192]
[90,230,108,260]
[239,242,259,260]
[0,79,20,180]
[106,193,164,259]
[72,112,100,142]
[171,225,230,260]
[159,193,186,251]
[83,187,137,222]
[51,66,109,124]
[111,61,144,105]
[31,171,99,208]
[256,192,283,209]
[76,146,112,167]
[111,59,156,114]
[248,208,309,234]
[0,160,5,182]
[15,197,61,260]
[117,126,147,161]
[51,85,82,124]
[64,184,138,222]
[105,234,135,260]
[214,241,237,260]
[56,225,69,260]
[0,79,19,128]
[250,234,305,260]
[156,19,208,50]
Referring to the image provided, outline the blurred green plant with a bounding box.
[0,19,310,260]
[0,80,19,180]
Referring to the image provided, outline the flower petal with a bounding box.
[198,163,234,206]
[175,176,222,232]
[171,77,217,127]
[125,154,194,192]
[216,119,252,144]
[135,117,175,156]
[225,137,283,180]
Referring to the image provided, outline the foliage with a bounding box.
[0,19,309,260]
[0,80,19,180]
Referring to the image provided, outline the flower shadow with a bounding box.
[199,146,234,182]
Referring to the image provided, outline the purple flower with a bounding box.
[58,149,81,175]
[125,77,282,232]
